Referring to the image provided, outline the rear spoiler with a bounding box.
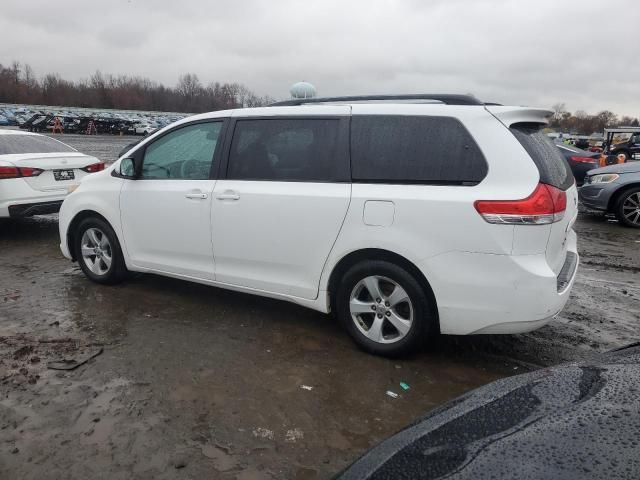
[484,106,553,128]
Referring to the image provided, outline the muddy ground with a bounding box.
[1,134,639,479]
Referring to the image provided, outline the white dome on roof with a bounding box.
[290,81,316,99]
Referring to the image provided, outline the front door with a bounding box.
[211,114,351,299]
[120,120,224,280]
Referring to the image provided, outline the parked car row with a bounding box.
[0,103,188,135]
[18,113,175,136]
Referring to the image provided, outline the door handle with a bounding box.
[215,191,240,201]
[185,192,208,199]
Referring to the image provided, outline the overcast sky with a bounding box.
[2,0,639,116]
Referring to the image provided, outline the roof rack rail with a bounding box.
[270,94,483,107]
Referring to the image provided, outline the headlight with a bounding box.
[590,173,619,184]
[67,184,80,194]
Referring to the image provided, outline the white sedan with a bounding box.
[134,124,155,136]
[0,130,103,217]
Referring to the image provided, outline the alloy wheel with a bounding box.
[80,227,112,276]
[622,192,640,226]
[349,275,414,344]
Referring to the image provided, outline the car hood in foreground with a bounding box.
[588,161,640,175]
[336,345,640,480]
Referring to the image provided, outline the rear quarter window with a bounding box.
[510,124,574,190]
[350,115,487,185]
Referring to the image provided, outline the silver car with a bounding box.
[579,162,640,228]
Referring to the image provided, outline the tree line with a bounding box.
[550,103,639,135]
[0,61,275,113]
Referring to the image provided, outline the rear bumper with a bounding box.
[0,178,69,217]
[7,200,63,217]
[420,231,579,335]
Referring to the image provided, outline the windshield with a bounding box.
[0,134,76,155]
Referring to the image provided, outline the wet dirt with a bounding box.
[0,134,638,478]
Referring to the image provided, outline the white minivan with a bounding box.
[59,95,579,356]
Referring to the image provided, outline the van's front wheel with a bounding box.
[75,217,129,284]
[336,260,435,357]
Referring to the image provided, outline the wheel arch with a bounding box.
[66,210,117,262]
[327,248,440,333]
[607,183,640,212]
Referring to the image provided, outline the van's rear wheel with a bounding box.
[75,217,129,284]
[336,260,435,357]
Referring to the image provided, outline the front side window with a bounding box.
[350,115,488,185]
[141,122,222,180]
[227,119,345,182]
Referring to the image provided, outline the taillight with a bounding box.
[0,166,20,179]
[19,167,44,177]
[81,162,105,173]
[570,156,597,164]
[0,166,44,179]
[475,183,567,225]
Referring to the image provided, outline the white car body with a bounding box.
[0,130,102,217]
[134,124,155,135]
[59,100,579,339]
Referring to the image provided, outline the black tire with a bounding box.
[75,217,129,284]
[335,260,436,357]
[616,151,630,162]
[614,187,640,228]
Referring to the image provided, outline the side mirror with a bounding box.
[118,157,140,179]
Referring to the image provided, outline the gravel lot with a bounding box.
[1,133,639,479]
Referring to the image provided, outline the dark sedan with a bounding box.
[336,344,640,480]
[555,142,600,185]
[579,161,640,227]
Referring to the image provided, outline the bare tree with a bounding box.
[10,61,20,84]
[551,103,567,125]
[176,73,202,99]
[0,60,273,113]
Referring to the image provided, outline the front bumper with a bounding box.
[578,182,619,211]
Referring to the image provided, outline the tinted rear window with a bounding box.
[510,124,573,190]
[350,115,487,185]
[0,134,76,155]
[227,119,347,182]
